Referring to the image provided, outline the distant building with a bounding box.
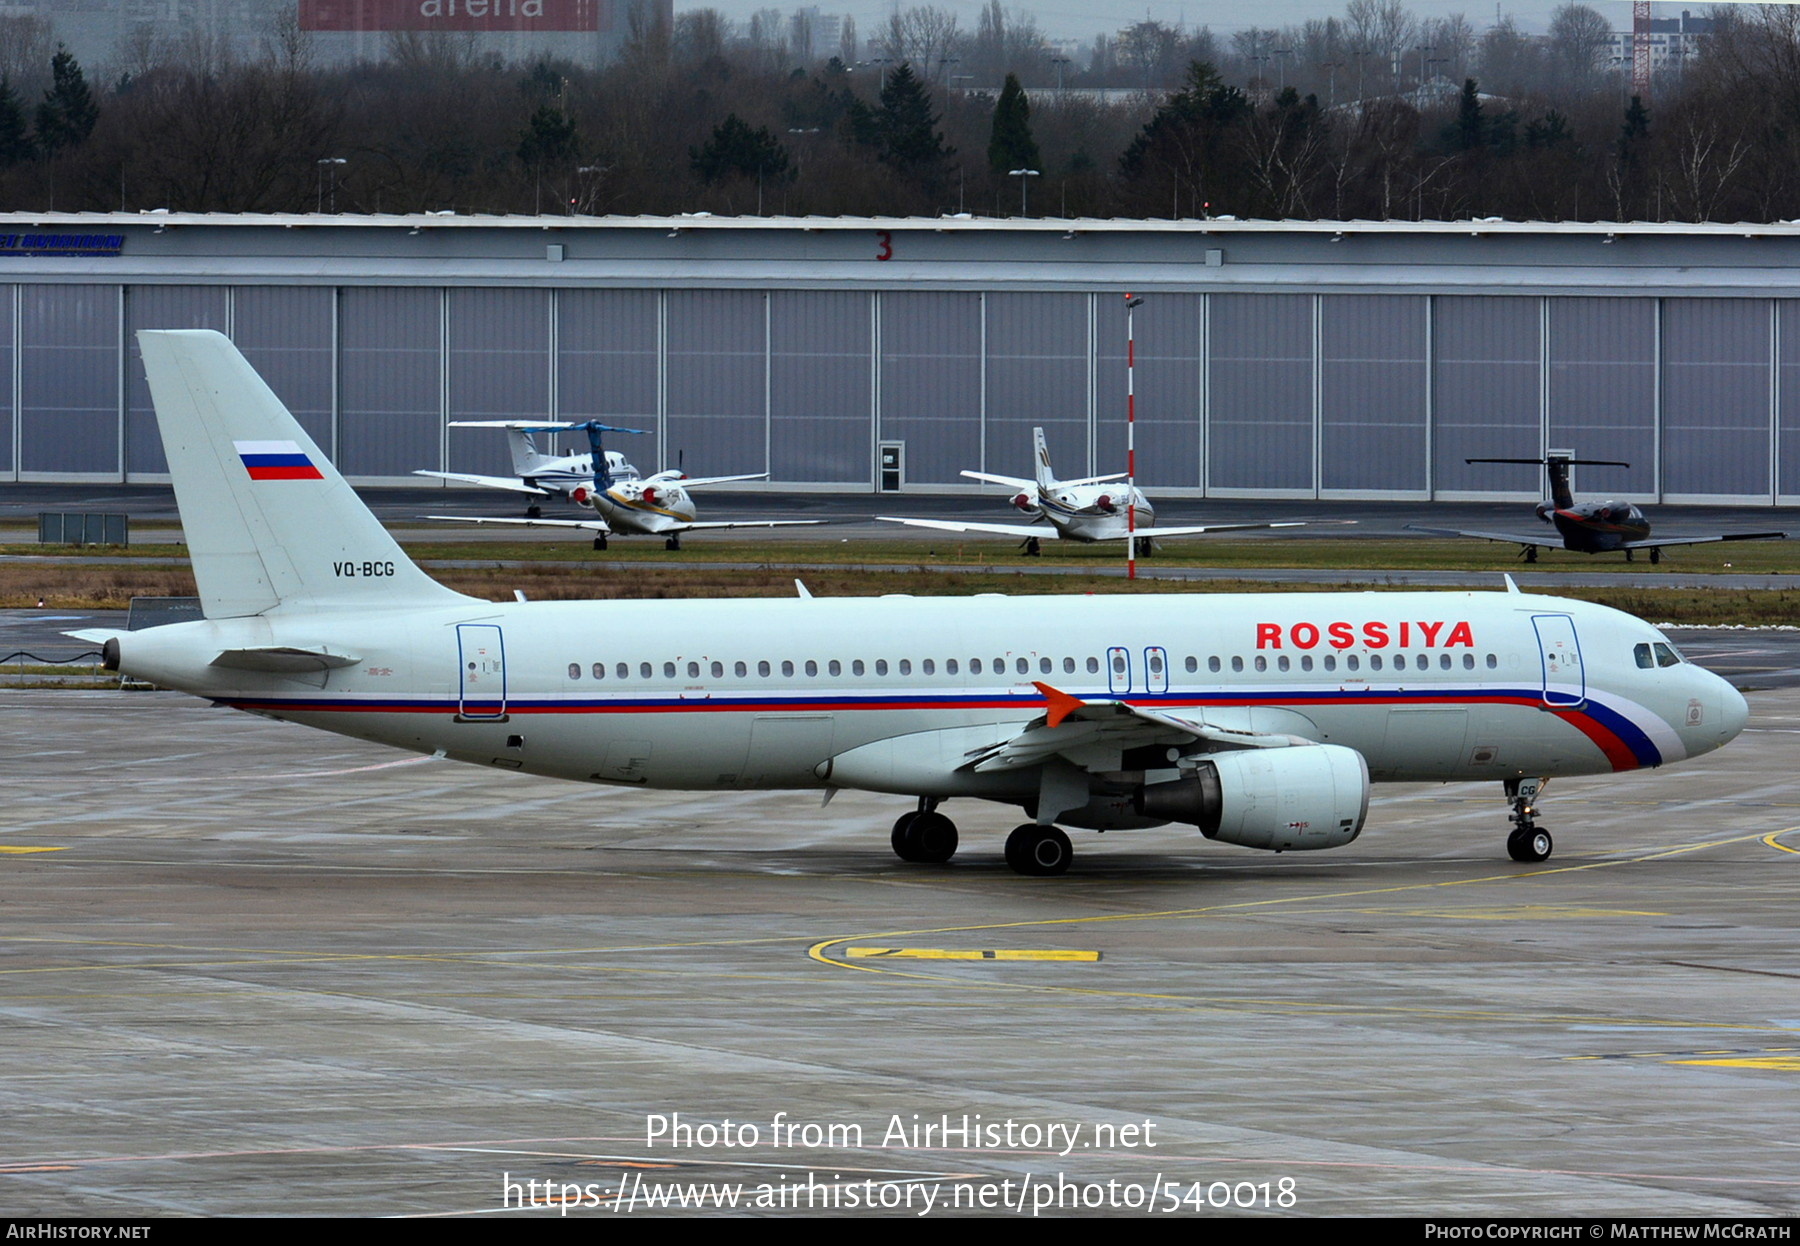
[1605,9,1714,74]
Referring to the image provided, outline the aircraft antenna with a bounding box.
[1125,294,1144,580]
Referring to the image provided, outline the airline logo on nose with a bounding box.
[235,440,324,481]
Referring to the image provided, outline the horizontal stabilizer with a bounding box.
[1144,521,1306,538]
[877,516,1052,540]
[959,470,1038,491]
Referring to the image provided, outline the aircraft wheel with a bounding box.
[1507,826,1553,863]
[592,536,608,551]
[891,812,921,861]
[905,811,958,864]
[1524,546,1538,564]
[526,504,542,519]
[1650,548,1662,565]
[665,536,681,551]
[1023,537,1041,557]
[1005,824,1072,876]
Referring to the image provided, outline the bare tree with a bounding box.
[877,7,962,82]
[1548,3,1615,95]
[0,15,56,96]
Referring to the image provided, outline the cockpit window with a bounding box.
[1654,642,1682,668]
[1634,643,1655,670]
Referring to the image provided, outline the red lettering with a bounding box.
[1399,621,1410,647]
[1256,623,1282,649]
[1363,621,1390,648]
[1291,622,1319,649]
[1417,620,1445,646]
[1446,621,1475,647]
[1328,622,1354,649]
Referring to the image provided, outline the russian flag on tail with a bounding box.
[234,440,324,481]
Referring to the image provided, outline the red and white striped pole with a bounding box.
[1125,293,1144,580]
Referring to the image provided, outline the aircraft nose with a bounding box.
[1717,677,1749,744]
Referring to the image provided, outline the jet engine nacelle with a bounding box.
[1094,494,1116,514]
[570,486,593,507]
[1534,502,1554,523]
[1010,493,1036,513]
[1133,744,1369,851]
[641,486,660,507]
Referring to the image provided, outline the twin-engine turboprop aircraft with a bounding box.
[79,332,1749,874]
[420,419,819,550]
[878,427,1305,554]
[1410,455,1786,563]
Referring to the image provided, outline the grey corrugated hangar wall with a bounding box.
[6,214,1800,504]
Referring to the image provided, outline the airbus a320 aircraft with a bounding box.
[81,332,1748,875]
[1409,455,1786,564]
[421,420,819,550]
[878,427,1305,554]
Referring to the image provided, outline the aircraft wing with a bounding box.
[1139,521,1306,538]
[413,470,554,497]
[1406,524,1557,548]
[424,514,611,534]
[963,683,1297,775]
[671,473,771,489]
[876,516,1053,540]
[664,520,825,532]
[1621,532,1787,549]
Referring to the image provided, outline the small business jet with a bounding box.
[420,419,818,550]
[80,332,1749,875]
[1410,455,1786,564]
[878,427,1304,554]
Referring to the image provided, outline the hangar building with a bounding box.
[2,213,1798,504]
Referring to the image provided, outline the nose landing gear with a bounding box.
[1504,776,1553,862]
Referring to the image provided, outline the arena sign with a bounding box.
[298,0,603,31]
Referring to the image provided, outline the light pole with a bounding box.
[1009,167,1039,216]
[1051,54,1070,94]
[316,157,345,213]
[1124,294,1144,579]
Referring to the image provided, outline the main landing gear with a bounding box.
[592,534,608,550]
[1504,776,1554,863]
[665,535,682,551]
[526,504,542,518]
[1021,536,1042,557]
[891,800,958,864]
[1005,824,1072,876]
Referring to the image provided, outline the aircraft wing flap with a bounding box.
[673,473,771,488]
[964,683,1294,773]
[424,514,611,533]
[877,517,1052,539]
[413,470,553,497]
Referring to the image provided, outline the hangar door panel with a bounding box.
[1432,296,1540,494]
[449,289,549,476]
[338,288,442,478]
[986,293,1089,478]
[1096,294,1201,489]
[126,286,228,475]
[770,291,870,483]
[667,290,765,477]
[1664,299,1770,499]
[1320,296,1427,493]
[879,292,981,485]
[236,287,335,455]
[1209,294,1312,492]
[1549,298,1654,497]
[20,284,119,475]
[0,287,11,474]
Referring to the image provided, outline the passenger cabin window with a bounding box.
[1016,657,1029,675]
[947,659,959,674]
[853,659,865,676]
[664,661,677,679]
[687,661,700,678]
[617,663,629,679]
[1087,657,1100,674]
[1065,657,1077,674]
[1346,655,1360,671]
[1208,656,1221,673]
[758,660,772,677]
[782,660,796,677]
[805,660,818,676]
[640,662,652,679]
[970,659,982,674]
[1231,656,1244,672]
[876,660,889,676]
[593,663,606,680]
[1300,655,1313,672]
[735,661,747,677]
[1323,655,1337,671]
[1185,656,1197,673]
[1370,655,1383,671]
[711,661,724,678]
[568,663,581,680]
[1277,655,1290,672]
[922,659,934,675]
[829,660,842,676]
[899,659,913,675]
[1486,654,1498,669]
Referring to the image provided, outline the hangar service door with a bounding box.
[1532,614,1585,709]
[457,624,507,719]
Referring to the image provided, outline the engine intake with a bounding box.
[1134,744,1368,851]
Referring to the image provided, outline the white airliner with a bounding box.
[878,427,1305,554]
[78,331,1749,875]
[419,420,819,549]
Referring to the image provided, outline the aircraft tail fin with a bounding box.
[505,427,557,477]
[137,330,475,618]
[1032,426,1058,492]
[1544,455,1575,510]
